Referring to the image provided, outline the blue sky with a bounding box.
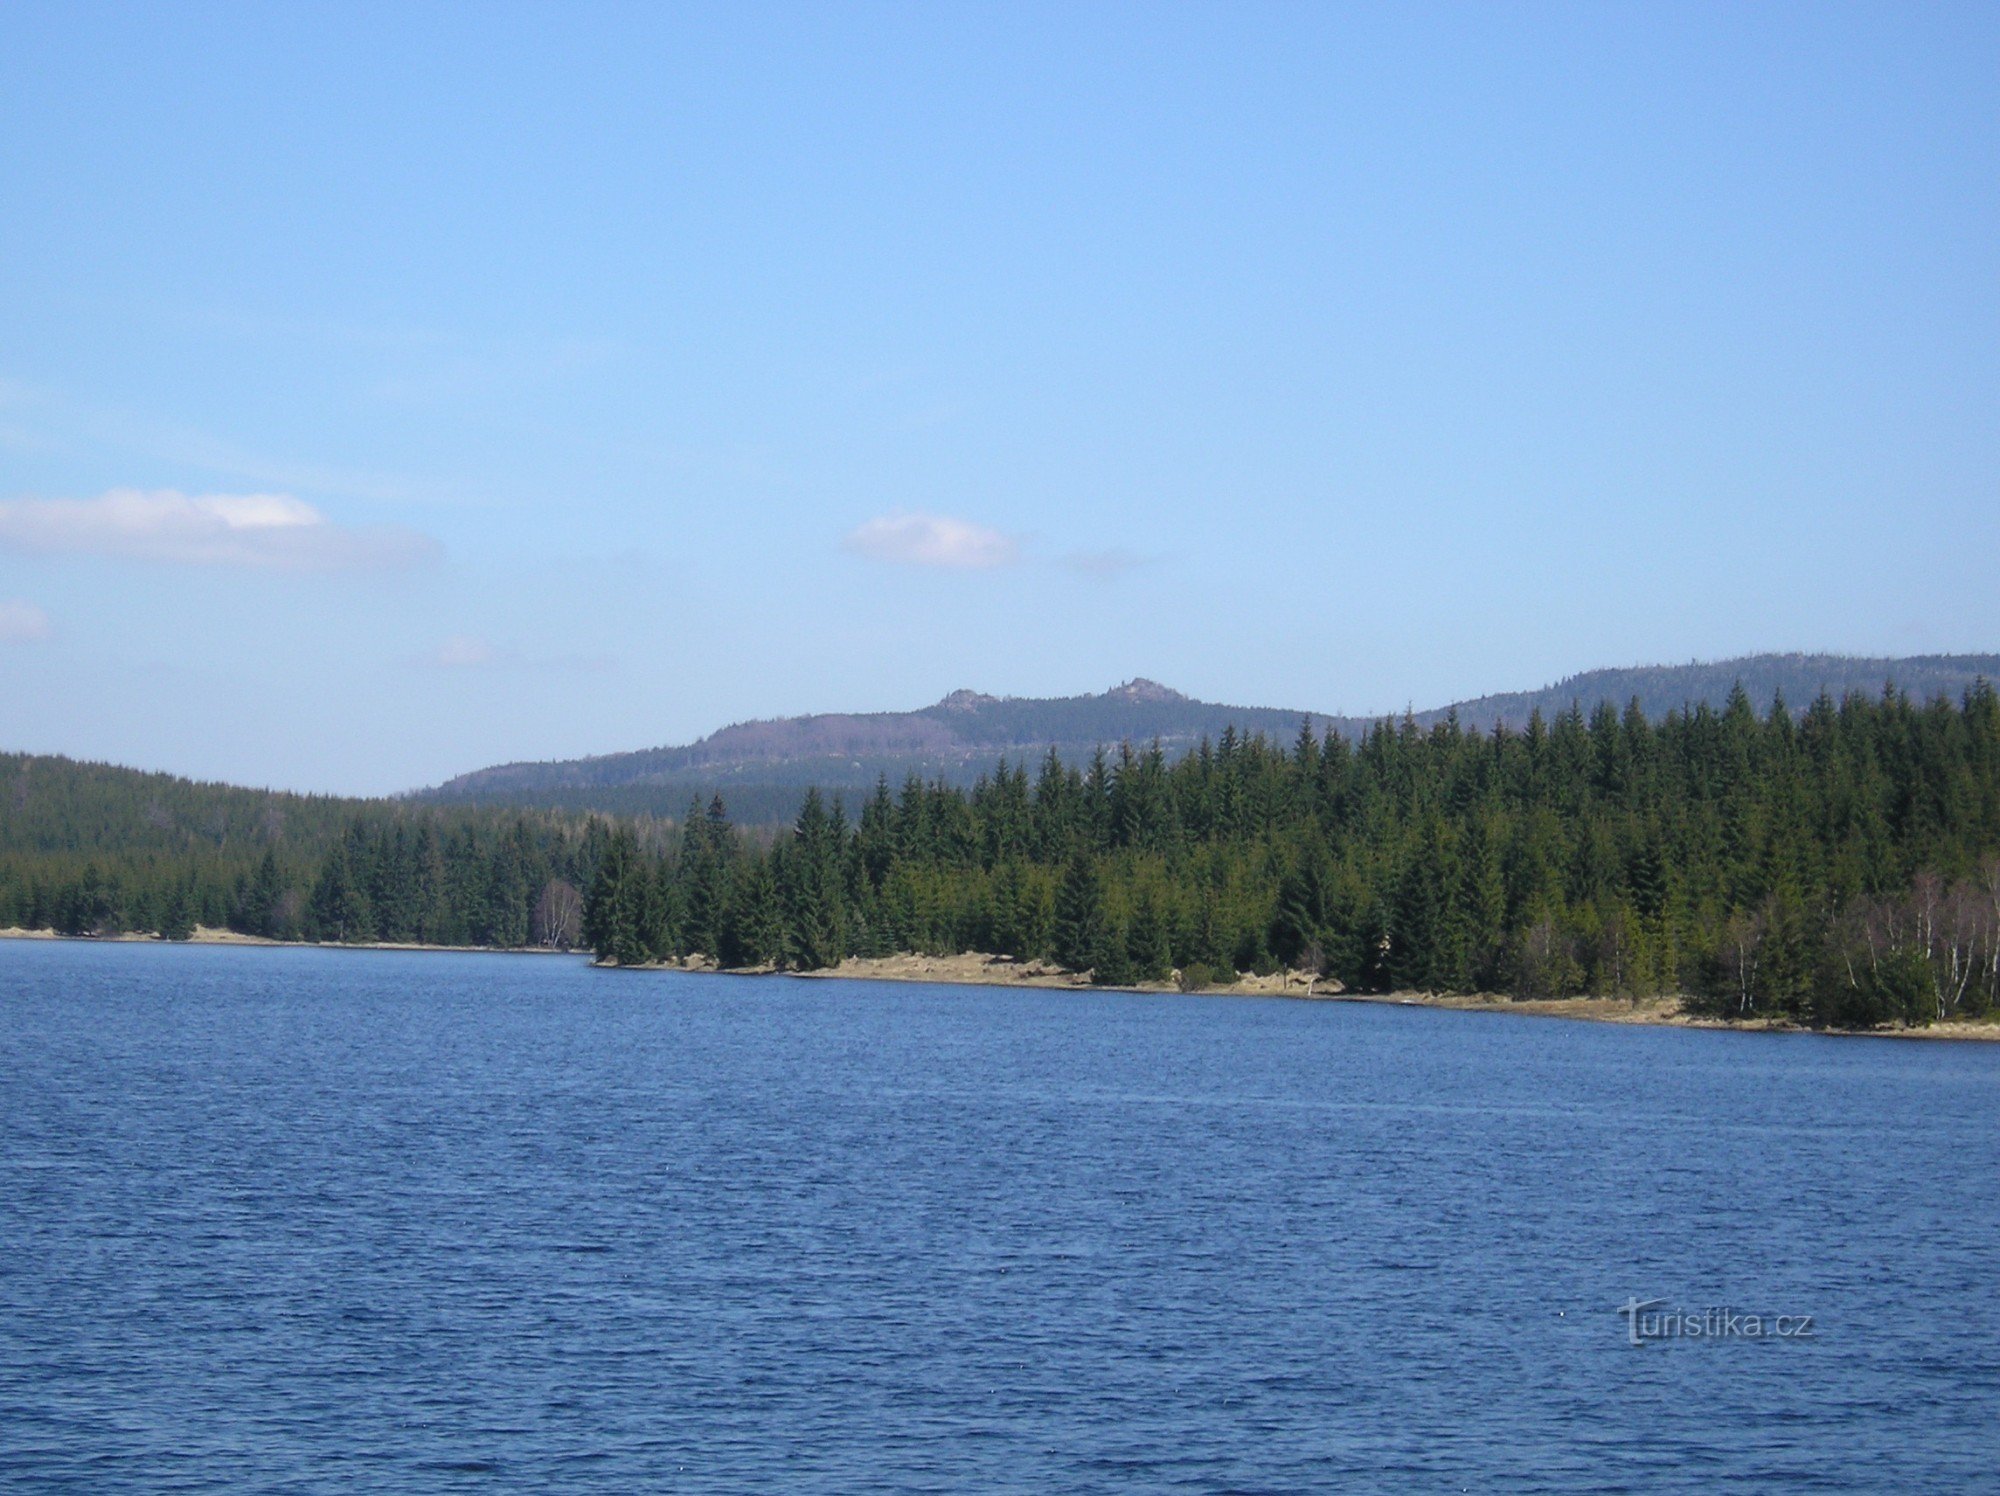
[2,2,1995,794]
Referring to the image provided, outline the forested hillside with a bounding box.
[419,654,2000,824]
[8,679,2000,1030]
[423,677,1335,813]
[1424,653,2000,735]
[584,682,2000,1028]
[0,754,645,947]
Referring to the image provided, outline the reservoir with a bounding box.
[3,940,1995,1490]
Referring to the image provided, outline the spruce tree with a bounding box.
[784,788,847,970]
[1091,916,1134,986]
[1271,842,1330,968]
[1051,852,1105,973]
[719,855,782,968]
[307,847,371,944]
[1127,887,1173,983]
[237,849,284,938]
[582,826,634,956]
[159,879,196,941]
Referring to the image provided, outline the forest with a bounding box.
[0,753,646,950]
[587,682,2000,1028]
[6,683,1999,1029]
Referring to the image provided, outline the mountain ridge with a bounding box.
[426,677,1335,801]
[421,652,2000,820]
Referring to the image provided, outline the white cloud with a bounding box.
[0,489,441,570]
[843,512,1019,570]
[0,599,51,643]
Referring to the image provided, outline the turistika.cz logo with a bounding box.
[1617,1298,1816,1346]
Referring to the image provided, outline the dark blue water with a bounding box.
[4,942,1998,1491]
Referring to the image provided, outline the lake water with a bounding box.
[3,941,1997,1491]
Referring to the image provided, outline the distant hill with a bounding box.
[0,752,355,860]
[1410,652,2000,734]
[422,679,1342,822]
[0,752,614,864]
[419,653,2000,822]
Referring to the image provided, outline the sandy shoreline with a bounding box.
[786,952,2000,1041]
[0,926,576,956]
[4,927,1995,1041]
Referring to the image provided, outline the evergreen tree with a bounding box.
[719,855,783,967]
[307,846,372,943]
[1051,852,1106,973]
[1271,841,1330,968]
[159,879,196,941]
[584,825,648,963]
[680,796,735,959]
[236,850,284,938]
[1127,886,1173,983]
[1091,914,1135,985]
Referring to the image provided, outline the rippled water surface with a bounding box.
[4,941,1998,1491]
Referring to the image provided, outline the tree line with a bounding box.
[0,814,615,949]
[581,684,2000,1028]
[0,752,636,949]
[6,684,1999,1029]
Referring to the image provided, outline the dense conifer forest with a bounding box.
[577,684,2000,1028]
[0,754,647,949]
[6,682,2000,1029]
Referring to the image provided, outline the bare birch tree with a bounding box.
[532,878,584,950]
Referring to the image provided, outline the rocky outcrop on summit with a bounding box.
[1107,678,1188,705]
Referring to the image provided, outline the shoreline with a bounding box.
[6,927,1995,1042]
[835,954,2000,1041]
[639,949,2000,1043]
[0,926,578,957]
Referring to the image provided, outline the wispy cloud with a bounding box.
[0,489,440,571]
[0,599,51,643]
[843,512,1019,570]
[0,379,468,509]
